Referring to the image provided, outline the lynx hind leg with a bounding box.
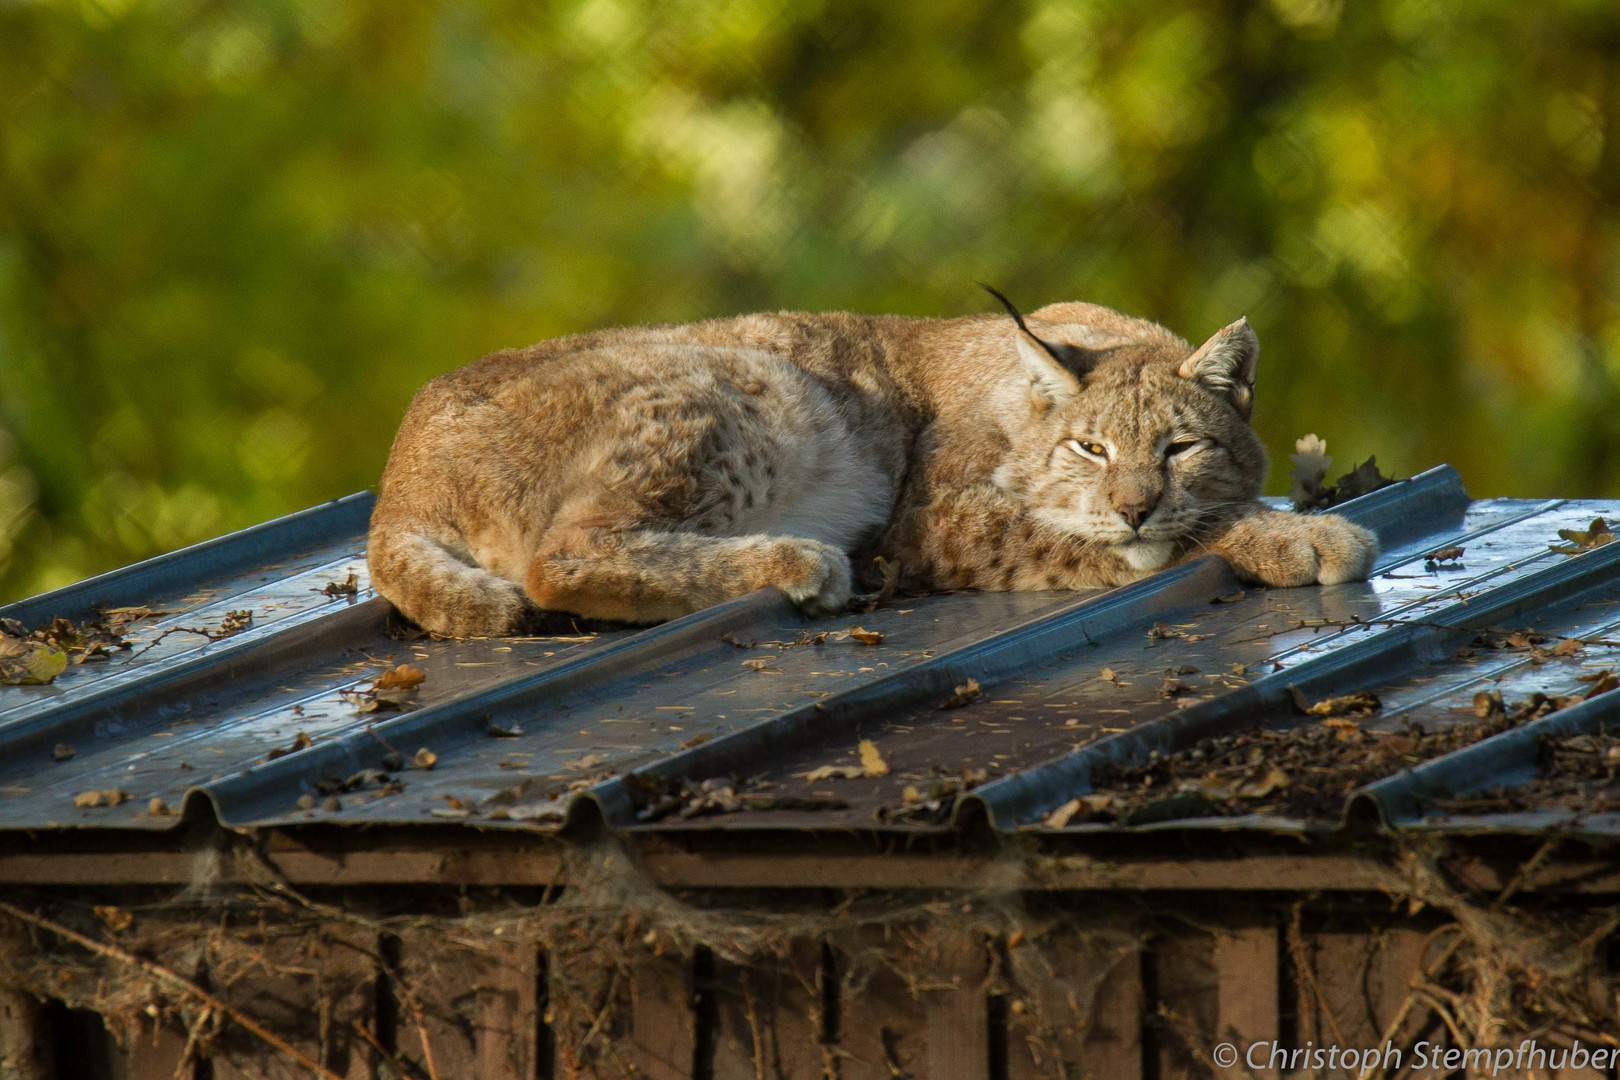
[526,528,853,624]
[368,522,535,638]
[1215,511,1378,587]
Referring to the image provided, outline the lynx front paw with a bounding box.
[1218,512,1378,588]
[772,538,853,616]
[424,576,536,638]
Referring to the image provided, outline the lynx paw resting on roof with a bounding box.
[1207,510,1379,588]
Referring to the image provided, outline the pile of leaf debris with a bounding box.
[0,609,152,686]
[629,739,897,823]
[1287,433,1397,512]
[630,775,852,823]
[874,765,992,825]
[1549,516,1613,556]
[1054,678,1617,826]
[1440,697,1620,817]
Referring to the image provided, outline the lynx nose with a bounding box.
[1115,495,1159,532]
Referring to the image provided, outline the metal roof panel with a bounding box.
[2,467,1616,840]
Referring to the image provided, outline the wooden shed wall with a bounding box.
[4,893,1614,1080]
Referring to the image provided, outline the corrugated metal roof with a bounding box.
[2,466,1617,841]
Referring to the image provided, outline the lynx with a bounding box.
[368,296,1376,637]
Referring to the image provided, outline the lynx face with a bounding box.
[990,304,1268,572]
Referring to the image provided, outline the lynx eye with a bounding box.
[1065,439,1108,460]
[1165,438,1202,457]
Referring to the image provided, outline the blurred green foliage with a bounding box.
[1,0,1618,603]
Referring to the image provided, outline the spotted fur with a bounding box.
[369,303,1376,636]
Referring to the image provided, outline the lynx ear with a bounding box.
[983,284,1091,409]
[1179,316,1260,418]
[1014,334,1082,407]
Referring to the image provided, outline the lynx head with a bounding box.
[985,289,1268,572]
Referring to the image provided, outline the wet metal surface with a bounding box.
[2,467,1617,839]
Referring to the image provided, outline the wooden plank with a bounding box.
[10,847,1620,894]
[397,936,541,1080]
[639,853,1400,893]
[110,1018,190,1080]
[547,934,631,1080]
[395,928,482,1080]
[924,937,988,1080]
[835,932,927,1080]
[209,923,376,1080]
[0,851,566,887]
[711,942,826,1080]
[1005,927,1140,1080]
[0,924,53,1080]
[1082,942,1144,1080]
[1152,932,1217,1080]
[1305,927,1429,1078]
[267,849,567,887]
[627,953,695,1080]
[477,941,541,1080]
[1213,926,1276,1080]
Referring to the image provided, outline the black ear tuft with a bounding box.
[979,283,1091,374]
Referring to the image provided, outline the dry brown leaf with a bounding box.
[742,658,772,672]
[1235,766,1290,799]
[800,764,867,781]
[93,905,133,933]
[414,747,438,770]
[1045,798,1083,828]
[265,732,313,761]
[147,797,169,816]
[858,739,890,777]
[941,678,983,709]
[1583,671,1619,698]
[0,638,68,686]
[1552,638,1585,657]
[846,626,884,645]
[217,610,253,636]
[100,606,163,627]
[1147,622,1207,643]
[679,733,711,749]
[1319,717,1362,742]
[1099,667,1117,682]
[1288,434,1333,509]
[375,664,426,691]
[1551,516,1615,555]
[320,572,360,598]
[73,789,127,808]
[1291,687,1381,717]
[1288,434,1396,510]
[870,556,902,606]
[52,743,75,762]
[1423,545,1466,567]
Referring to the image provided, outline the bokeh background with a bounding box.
[1,0,1618,603]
